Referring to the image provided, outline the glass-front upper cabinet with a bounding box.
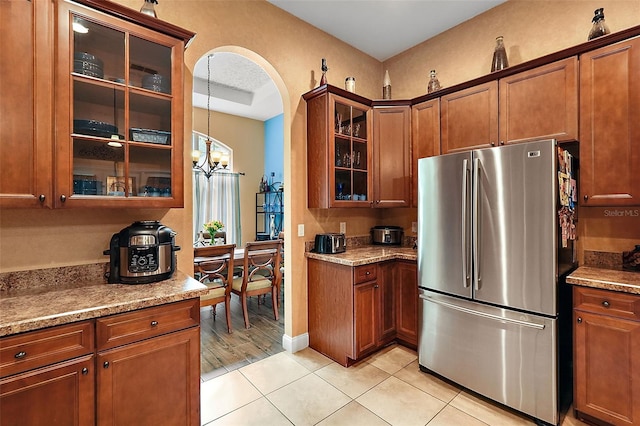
[54,0,193,208]
[304,86,372,208]
[333,99,369,204]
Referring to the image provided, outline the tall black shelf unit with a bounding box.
[256,190,283,240]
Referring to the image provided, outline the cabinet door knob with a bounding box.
[14,351,27,359]
[151,320,159,327]
[82,367,89,375]
[577,317,582,323]
[39,194,45,203]
[103,361,110,369]
[602,300,610,308]
[499,140,505,145]
[491,141,495,146]
[374,284,379,289]
[583,195,588,201]
[60,194,67,202]
[365,271,370,275]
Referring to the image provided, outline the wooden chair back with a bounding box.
[194,243,236,333]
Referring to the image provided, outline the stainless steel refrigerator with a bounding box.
[417,139,576,426]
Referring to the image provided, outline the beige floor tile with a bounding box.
[394,360,461,403]
[317,401,391,426]
[239,351,311,394]
[285,347,334,372]
[561,407,590,426]
[357,376,446,425]
[267,373,351,426]
[200,370,262,425]
[367,345,418,374]
[206,397,293,426]
[449,391,535,426]
[428,405,489,426]
[315,361,390,399]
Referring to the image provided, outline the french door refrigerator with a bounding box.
[417,139,576,426]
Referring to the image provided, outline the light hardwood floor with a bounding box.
[200,291,284,381]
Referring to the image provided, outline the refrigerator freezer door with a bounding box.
[473,139,557,315]
[418,290,558,425]
[418,152,473,298]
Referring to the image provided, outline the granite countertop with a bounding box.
[0,270,207,337]
[305,245,417,266]
[567,266,640,295]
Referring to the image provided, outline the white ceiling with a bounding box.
[193,0,506,122]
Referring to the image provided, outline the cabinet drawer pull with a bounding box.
[151,320,159,327]
[103,361,110,369]
[583,195,588,201]
[60,194,67,202]
[577,317,582,323]
[39,194,45,202]
[365,271,370,275]
[14,351,27,359]
[82,367,89,375]
[602,301,610,308]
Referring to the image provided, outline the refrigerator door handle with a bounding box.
[419,295,546,330]
[472,157,480,291]
[462,158,470,288]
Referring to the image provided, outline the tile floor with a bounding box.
[201,344,589,426]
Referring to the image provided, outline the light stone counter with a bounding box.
[0,269,207,337]
[305,245,417,266]
[567,266,640,295]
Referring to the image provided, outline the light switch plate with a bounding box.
[412,222,418,233]
[340,222,346,234]
[297,224,304,237]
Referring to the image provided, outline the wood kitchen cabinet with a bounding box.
[304,85,372,208]
[372,104,411,208]
[411,99,440,207]
[308,258,412,366]
[53,0,194,208]
[579,37,640,206]
[96,299,201,425]
[0,299,201,426]
[0,322,96,425]
[0,0,194,209]
[573,286,640,425]
[441,81,498,153]
[441,57,578,154]
[0,0,54,208]
[395,261,418,348]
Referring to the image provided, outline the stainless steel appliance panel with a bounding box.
[473,139,557,315]
[418,152,473,298]
[419,290,558,425]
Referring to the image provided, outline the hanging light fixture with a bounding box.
[192,54,229,179]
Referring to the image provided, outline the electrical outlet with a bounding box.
[297,224,304,237]
[340,222,346,234]
[412,222,418,233]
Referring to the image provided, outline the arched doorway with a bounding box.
[192,48,293,374]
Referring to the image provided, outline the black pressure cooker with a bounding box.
[104,221,180,284]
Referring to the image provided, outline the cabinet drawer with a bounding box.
[96,299,200,351]
[573,286,640,321]
[0,321,94,378]
[354,264,377,284]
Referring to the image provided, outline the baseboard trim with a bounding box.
[282,332,309,353]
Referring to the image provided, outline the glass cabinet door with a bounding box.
[56,2,184,206]
[333,99,369,204]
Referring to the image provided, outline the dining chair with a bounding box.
[231,240,283,329]
[194,244,236,333]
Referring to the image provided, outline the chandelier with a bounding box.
[192,54,229,179]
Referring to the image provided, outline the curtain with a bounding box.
[193,171,242,246]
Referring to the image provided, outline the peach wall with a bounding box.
[384,0,640,99]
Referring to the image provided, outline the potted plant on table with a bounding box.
[203,220,224,245]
